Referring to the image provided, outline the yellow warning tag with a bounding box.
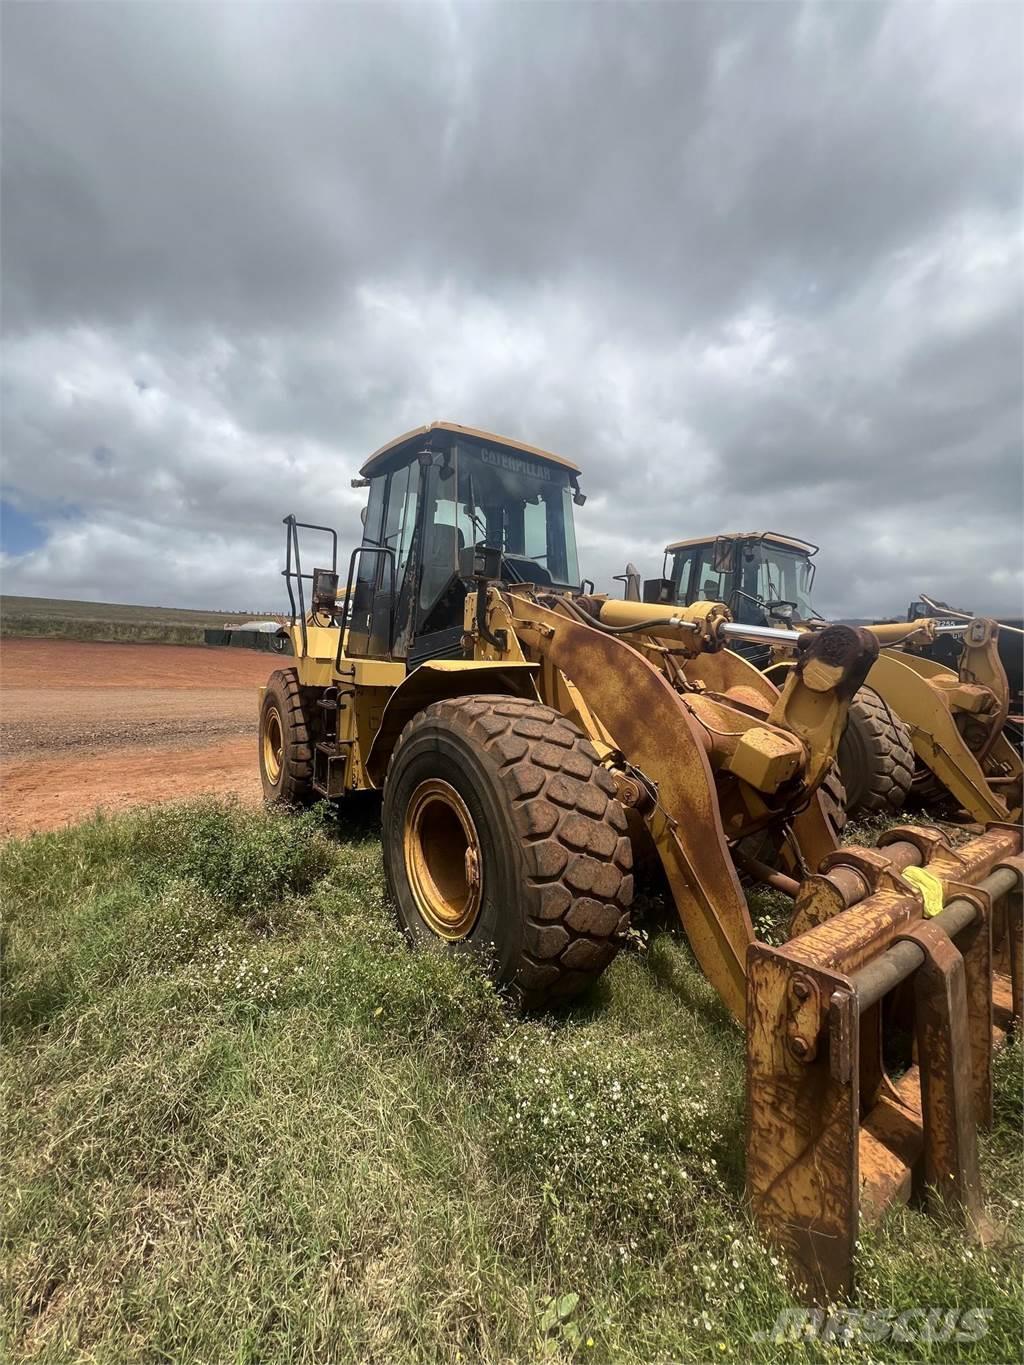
[902,865,945,917]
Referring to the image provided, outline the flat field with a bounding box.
[0,638,272,837]
[1,594,278,646]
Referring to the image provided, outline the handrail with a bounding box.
[281,514,339,658]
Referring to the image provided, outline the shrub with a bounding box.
[159,799,334,911]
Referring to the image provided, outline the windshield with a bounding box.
[420,441,580,606]
[741,543,817,619]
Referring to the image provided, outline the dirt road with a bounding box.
[1,640,275,838]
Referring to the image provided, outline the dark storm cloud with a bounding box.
[2,1,1021,616]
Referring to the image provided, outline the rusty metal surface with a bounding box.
[940,883,994,1125]
[791,825,1022,943]
[747,824,1022,1302]
[860,1097,922,1220]
[746,946,859,1301]
[682,646,779,704]
[896,920,984,1227]
[768,626,879,790]
[593,606,858,875]
[992,856,1023,1026]
[509,593,756,1021]
[877,824,951,864]
[788,790,845,877]
[926,825,1023,883]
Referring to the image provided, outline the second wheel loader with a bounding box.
[258,422,1022,1302]
[651,531,1022,825]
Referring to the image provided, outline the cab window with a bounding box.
[670,549,697,604]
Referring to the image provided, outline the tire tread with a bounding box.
[384,694,633,1007]
[840,686,914,817]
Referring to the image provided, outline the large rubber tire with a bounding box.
[817,762,848,842]
[382,694,633,1009]
[837,686,914,818]
[259,668,317,805]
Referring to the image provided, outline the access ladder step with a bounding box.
[312,742,349,798]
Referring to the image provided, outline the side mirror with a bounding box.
[459,543,502,581]
[643,577,674,604]
[311,568,339,612]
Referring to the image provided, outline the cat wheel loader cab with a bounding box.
[657,531,1022,826]
[662,530,822,641]
[258,425,1022,1302]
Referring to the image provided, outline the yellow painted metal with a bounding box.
[672,646,843,872]
[403,778,483,938]
[593,596,730,651]
[285,622,340,686]
[863,618,940,647]
[262,704,283,784]
[350,658,407,687]
[767,643,876,791]
[726,726,803,791]
[364,659,540,785]
[869,650,1021,823]
[360,420,581,477]
[508,592,758,1020]
[665,530,817,556]
[275,536,870,1019]
[769,617,1020,825]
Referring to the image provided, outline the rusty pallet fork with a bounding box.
[748,822,1023,1302]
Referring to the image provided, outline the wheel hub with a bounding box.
[404,778,483,939]
[263,706,284,783]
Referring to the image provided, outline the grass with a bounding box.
[1,800,1021,1363]
[1,596,278,646]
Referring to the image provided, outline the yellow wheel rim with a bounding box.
[263,705,284,784]
[403,779,483,939]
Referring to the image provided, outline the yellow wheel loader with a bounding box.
[652,531,1022,826]
[259,423,1022,1301]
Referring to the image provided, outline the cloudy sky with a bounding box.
[2,1,1021,619]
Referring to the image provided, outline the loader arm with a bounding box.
[507,593,752,1017]
[869,649,1022,822]
[627,619,847,874]
[500,590,877,1020]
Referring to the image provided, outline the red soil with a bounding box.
[1,639,275,838]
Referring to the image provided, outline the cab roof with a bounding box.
[359,421,581,478]
[665,531,818,557]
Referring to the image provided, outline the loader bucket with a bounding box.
[746,823,1023,1302]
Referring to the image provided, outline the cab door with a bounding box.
[346,461,420,659]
